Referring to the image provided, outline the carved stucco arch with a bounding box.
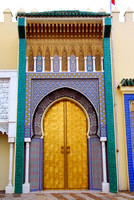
[32,87,99,138]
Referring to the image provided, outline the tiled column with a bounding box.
[5,137,15,193]
[23,138,31,193]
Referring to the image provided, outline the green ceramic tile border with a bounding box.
[16,10,110,18]
[15,17,26,194]
[103,17,117,193]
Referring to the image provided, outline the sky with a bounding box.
[0,0,134,22]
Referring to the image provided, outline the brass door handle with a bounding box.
[67,146,70,154]
[61,146,64,154]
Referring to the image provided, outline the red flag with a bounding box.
[112,0,115,5]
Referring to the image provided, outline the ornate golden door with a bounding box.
[43,100,88,189]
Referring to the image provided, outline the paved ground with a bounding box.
[0,190,134,200]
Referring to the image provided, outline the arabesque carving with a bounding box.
[27,35,103,72]
[79,47,84,71]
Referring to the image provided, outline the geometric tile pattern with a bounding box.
[87,55,93,72]
[3,191,134,199]
[30,138,40,190]
[36,55,43,72]
[89,137,102,190]
[53,55,59,72]
[130,108,134,168]
[124,94,134,191]
[70,55,76,72]
[25,72,106,138]
[31,79,98,112]
[32,88,98,138]
[39,138,43,190]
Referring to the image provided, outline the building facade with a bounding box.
[112,8,134,191]
[14,10,117,194]
[0,9,18,193]
[1,7,134,194]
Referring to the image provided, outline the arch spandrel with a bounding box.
[32,88,99,138]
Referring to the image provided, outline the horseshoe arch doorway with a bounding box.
[43,98,89,189]
[31,88,100,191]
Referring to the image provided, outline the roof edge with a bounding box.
[16,10,110,19]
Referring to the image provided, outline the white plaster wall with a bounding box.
[0,70,17,138]
[0,79,9,121]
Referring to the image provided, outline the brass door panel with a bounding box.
[67,101,88,189]
[43,101,64,189]
[43,100,88,189]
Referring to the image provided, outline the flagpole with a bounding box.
[110,0,112,14]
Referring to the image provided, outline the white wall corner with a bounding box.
[8,136,15,143]
[8,123,16,138]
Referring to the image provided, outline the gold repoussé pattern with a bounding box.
[44,101,64,189]
[43,100,88,189]
[67,101,88,189]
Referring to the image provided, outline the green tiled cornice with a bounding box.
[16,10,110,18]
[120,78,134,86]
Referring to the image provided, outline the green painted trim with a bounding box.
[104,17,111,38]
[15,18,26,194]
[18,17,25,39]
[103,17,117,193]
